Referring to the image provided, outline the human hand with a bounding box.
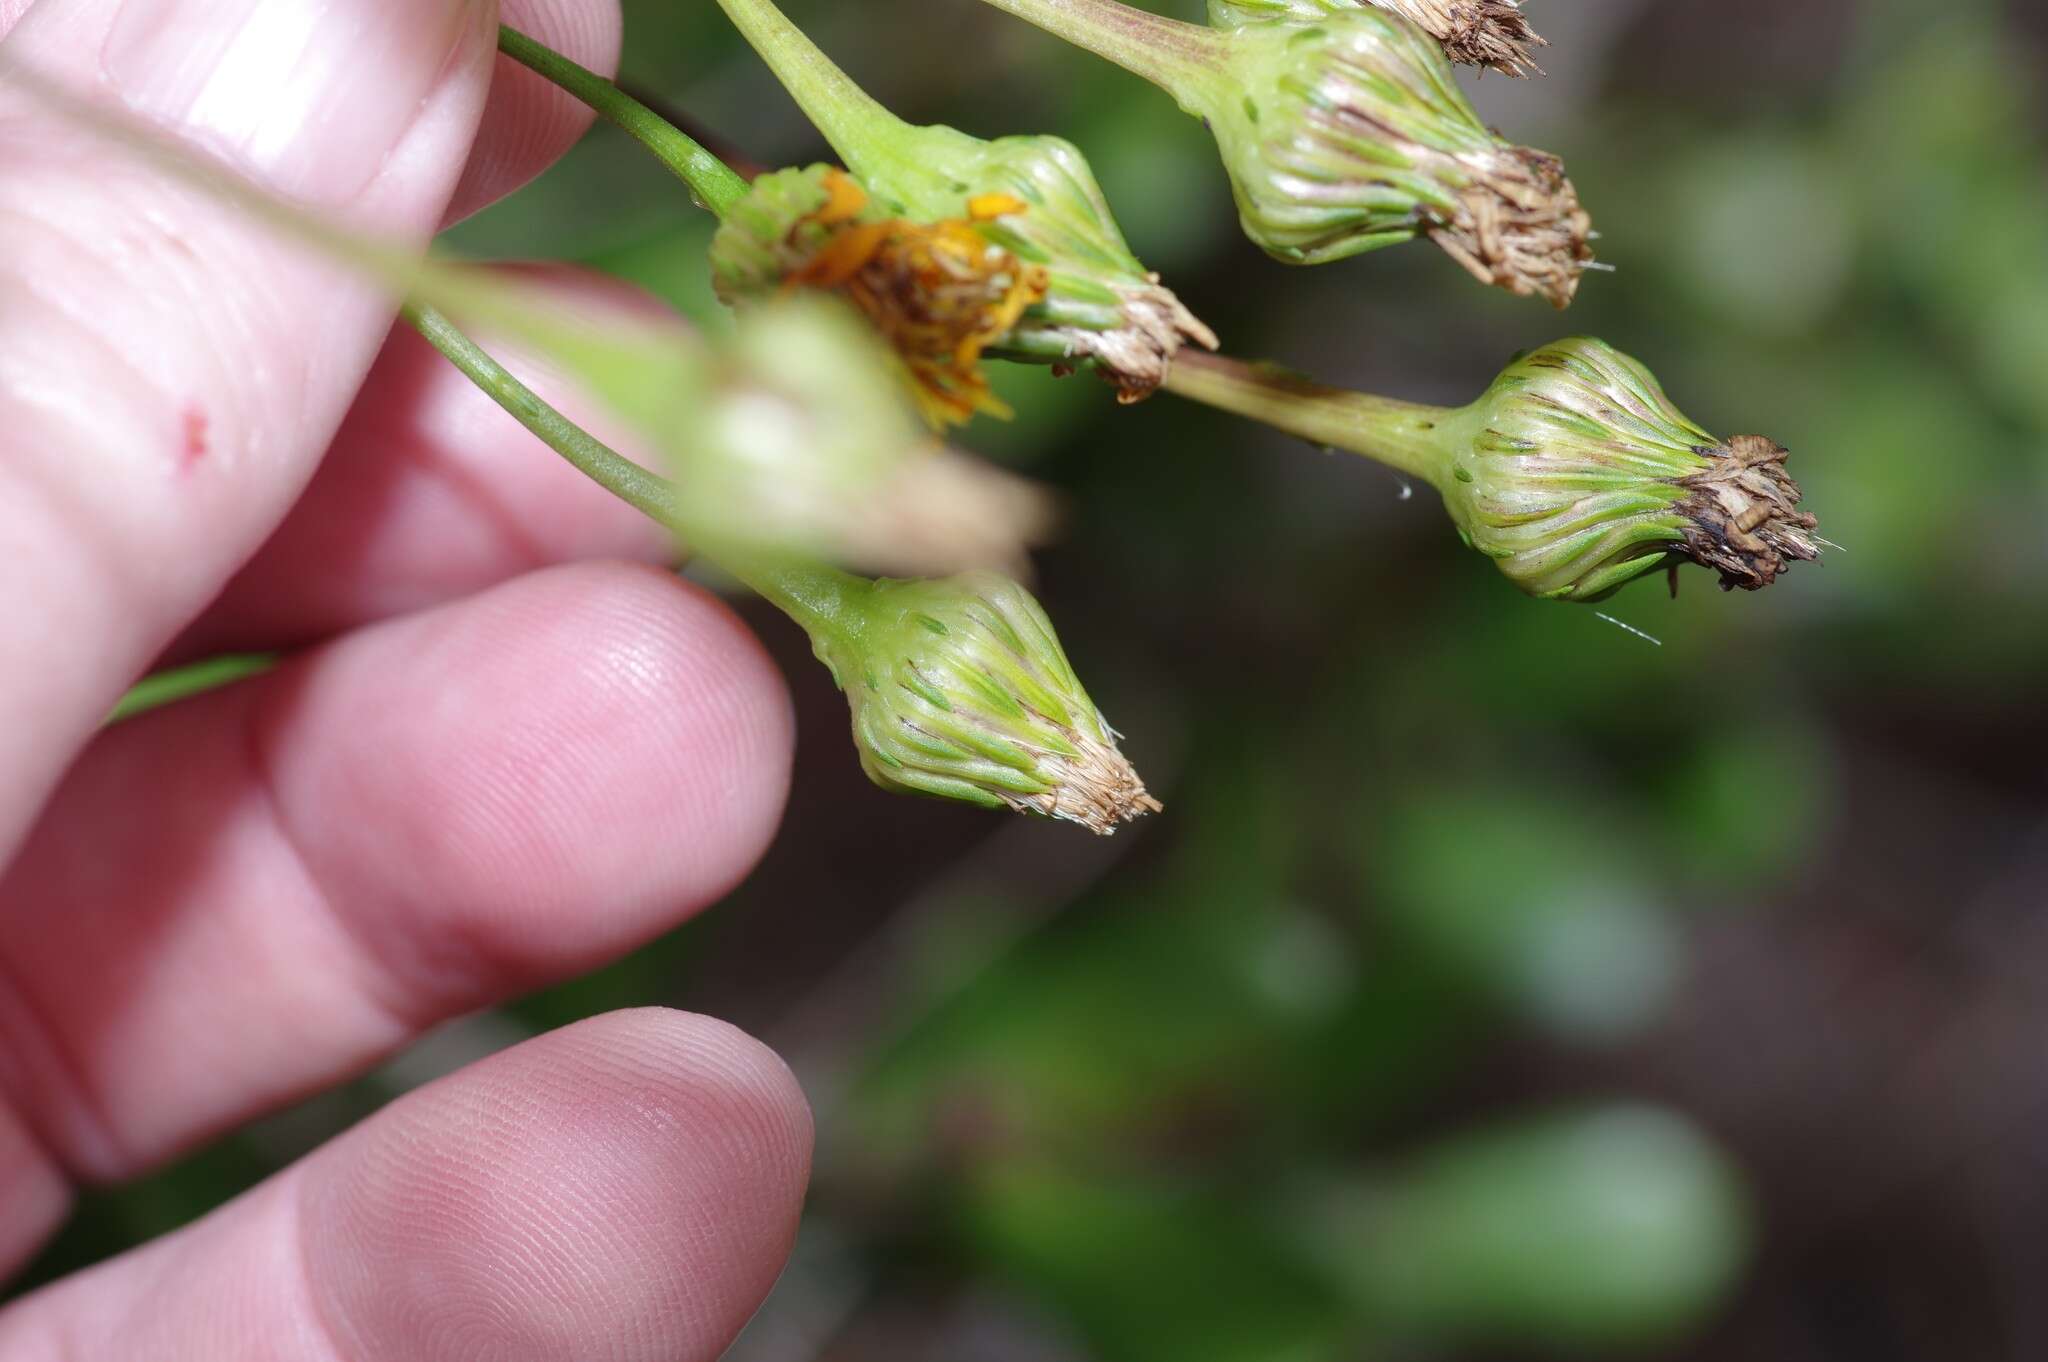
[0,2,811,1356]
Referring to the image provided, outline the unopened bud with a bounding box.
[1190,9,1590,301]
[802,570,1161,833]
[1441,339,1821,600]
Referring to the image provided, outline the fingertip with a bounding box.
[256,561,794,1010]
[303,1008,812,1362]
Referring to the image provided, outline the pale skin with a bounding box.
[0,2,816,1356]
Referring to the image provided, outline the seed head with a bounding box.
[1442,339,1821,600]
[1189,9,1591,303]
[814,571,1161,834]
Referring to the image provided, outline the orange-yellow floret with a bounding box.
[781,172,1049,428]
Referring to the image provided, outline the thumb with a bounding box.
[0,0,499,859]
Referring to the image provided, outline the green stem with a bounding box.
[402,301,683,526]
[497,24,749,216]
[710,0,909,164]
[970,0,1227,97]
[1163,351,1455,489]
[110,654,277,724]
[729,558,874,652]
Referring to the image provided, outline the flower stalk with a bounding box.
[972,0,1592,303]
[1167,343,1821,601]
[497,25,749,216]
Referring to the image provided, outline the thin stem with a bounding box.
[497,24,749,216]
[729,558,874,651]
[970,0,1227,96]
[1163,351,1455,489]
[110,654,276,724]
[403,301,683,526]
[711,0,906,162]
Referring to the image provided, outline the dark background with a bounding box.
[24,0,2048,1358]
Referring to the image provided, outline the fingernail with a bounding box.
[103,0,483,204]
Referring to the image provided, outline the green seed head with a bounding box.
[1187,9,1590,302]
[1439,339,1820,601]
[1210,0,1546,77]
[817,572,1160,834]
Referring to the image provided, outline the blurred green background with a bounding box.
[22,0,2048,1357]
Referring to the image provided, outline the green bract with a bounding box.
[1210,0,1546,77]
[795,570,1161,833]
[1181,8,1589,301]
[1433,339,1821,601]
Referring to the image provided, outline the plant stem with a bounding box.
[497,24,749,216]
[730,558,873,652]
[402,301,683,527]
[1163,351,1454,488]
[970,0,1227,96]
[711,0,908,164]
[110,654,276,724]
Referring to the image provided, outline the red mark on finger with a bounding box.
[179,404,209,472]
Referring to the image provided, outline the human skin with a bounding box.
[0,2,814,1356]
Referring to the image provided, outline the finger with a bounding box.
[0,563,792,1242]
[174,264,678,660]
[0,1100,65,1282]
[447,0,623,224]
[0,0,619,227]
[0,1009,812,1362]
[0,0,498,861]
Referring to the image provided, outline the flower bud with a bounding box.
[1438,339,1821,600]
[800,570,1161,833]
[1210,0,1546,77]
[1188,8,1590,301]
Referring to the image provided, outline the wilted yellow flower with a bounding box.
[715,167,1051,428]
